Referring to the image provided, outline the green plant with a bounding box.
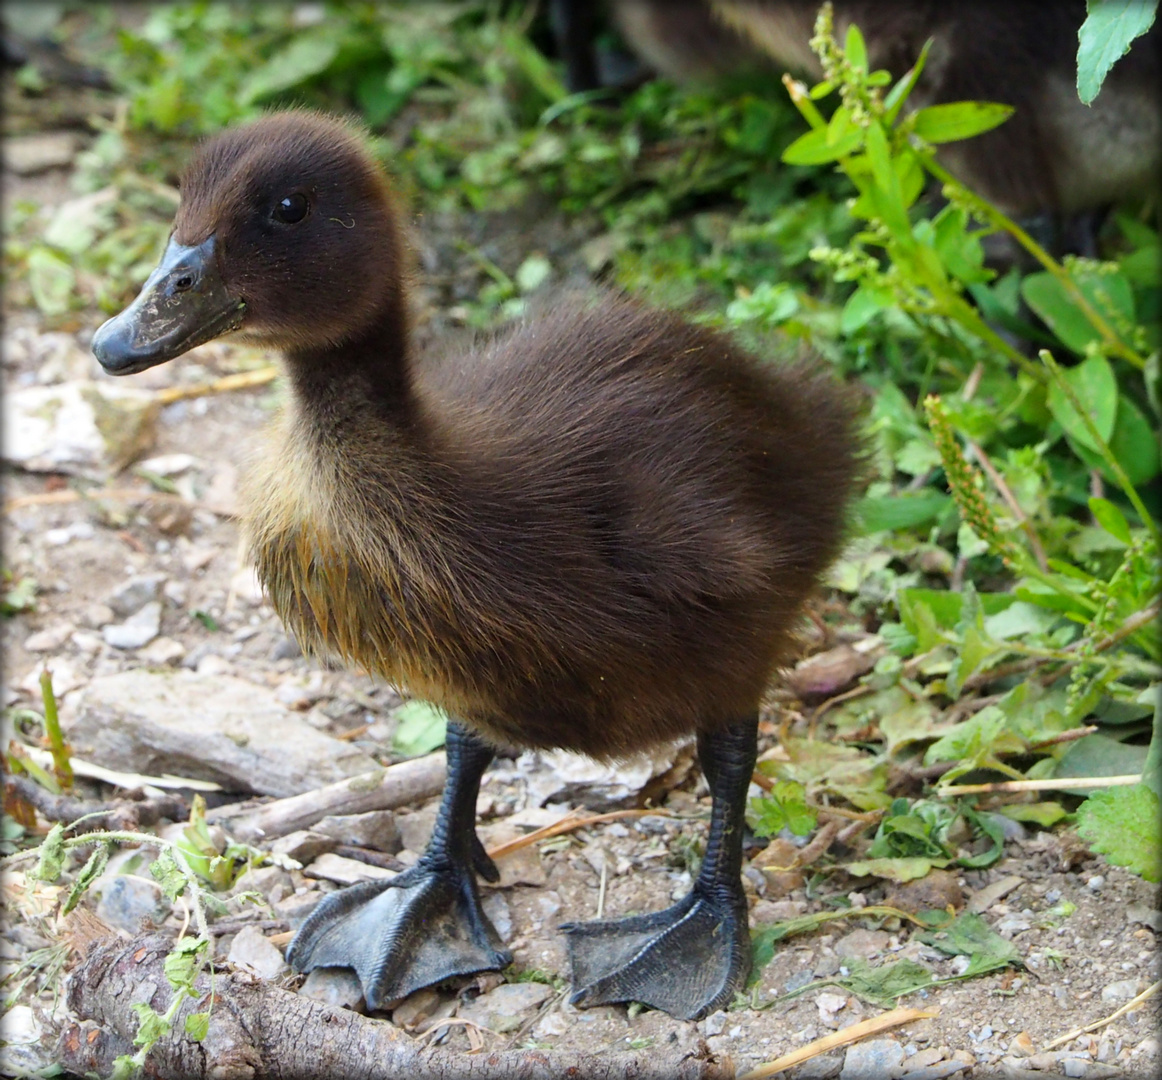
[760,4,1159,879]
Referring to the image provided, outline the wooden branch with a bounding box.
[208,754,447,842]
[155,366,279,404]
[4,774,187,832]
[57,932,730,1080]
[940,774,1141,796]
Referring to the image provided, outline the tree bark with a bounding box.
[57,933,733,1080]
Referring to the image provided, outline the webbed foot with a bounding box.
[564,715,759,1020]
[286,720,509,1008]
[286,855,510,1007]
[562,886,749,1019]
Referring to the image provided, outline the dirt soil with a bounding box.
[3,79,1160,1080]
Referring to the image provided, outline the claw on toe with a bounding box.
[563,891,750,1020]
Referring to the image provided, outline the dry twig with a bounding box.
[209,753,447,841]
[3,774,187,833]
[736,1006,939,1079]
[1042,980,1160,1051]
[940,773,1141,796]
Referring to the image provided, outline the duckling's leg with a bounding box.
[286,721,511,1007]
[563,716,756,1020]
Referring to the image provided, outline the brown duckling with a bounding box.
[92,110,862,1020]
[558,1,1161,221]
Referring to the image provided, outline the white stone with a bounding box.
[3,380,158,476]
[102,601,162,649]
[24,624,74,652]
[227,925,289,980]
[138,637,186,665]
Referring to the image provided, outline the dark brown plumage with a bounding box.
[92,110,863,1019]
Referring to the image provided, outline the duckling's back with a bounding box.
[252,294,862,758]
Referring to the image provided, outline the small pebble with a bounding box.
[298,966,365,1010]
[24,623,74,652]
[102,601,162,649]
[840,1038,904,1080]
[1100,978,1140,1003]
[80,602,115,628]
[138,636,186,665]
[227,925,289,980]
[107,574,165,617]
[1086,875,1105,891]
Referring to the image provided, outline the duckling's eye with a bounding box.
[272,193,310,225]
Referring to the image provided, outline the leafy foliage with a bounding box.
[1076,0,1159,104]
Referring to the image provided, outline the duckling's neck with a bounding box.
[281,282,416,436]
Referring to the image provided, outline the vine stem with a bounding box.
[3,828,213,946]
[923,157,1145,371]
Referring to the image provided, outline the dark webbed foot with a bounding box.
[286,722,510,1008]
[563,886,749,1019]
[563,717,758,1020]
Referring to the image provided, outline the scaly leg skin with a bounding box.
[562,716,757,1020]
[286,721,511,1007]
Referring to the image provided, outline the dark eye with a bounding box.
[272,193,310,224]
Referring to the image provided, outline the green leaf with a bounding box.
[1106,394,1160,486]
[2,575,38,616]
[185,1011,211,1040]
[1076,784,1161,881]
[844,23,869,72]
[514,253,551,294]
[911,101,1014,143]
[391,700,448,757]
[240,35,341,104]
[1055,734,1148,793]
[130,1001,168,1048]
[747,781,817,838]
[163,936,207,992]
[63,843,110,915]
[924,707,1008,766]
[836,957,937,1006]
[27,246,75,315]
[30,823,66,883]
[845,856,949,882]
[1022,269,1135,355]
[1141,690,1162,798]
[1077,0,1159,104]
[883,40,931,122]
[781,125,862,165]
[997,802,1068,827]
[917,912,1020,976]
[150,849,188,902]
[854,491,950,533]
[841,285,893,333]
[1088,497,1133,544]
[1045,353,1119,451]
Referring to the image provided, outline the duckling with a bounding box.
[91,110,862,1020]
[558,1,1160,221]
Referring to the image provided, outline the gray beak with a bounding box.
[92,235,246,375]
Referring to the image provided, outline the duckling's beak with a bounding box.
[92,235,246,375]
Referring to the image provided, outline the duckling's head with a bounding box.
[94,111,403,374]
